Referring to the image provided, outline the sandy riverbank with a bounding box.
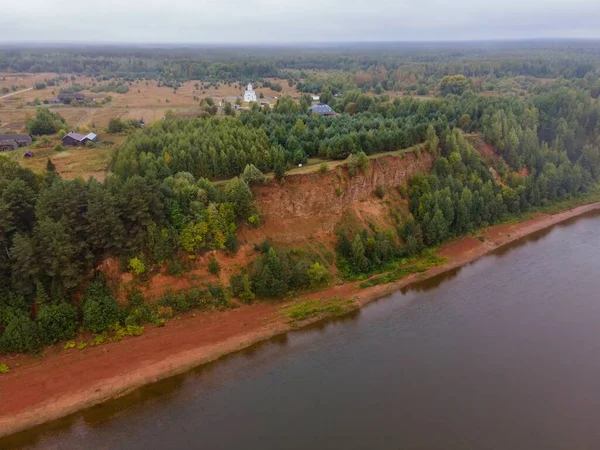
[1,201,600,439]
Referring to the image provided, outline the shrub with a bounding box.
[248,214,260,227]
[124,306,154,326]
[241,164,266,185]
[157,305,174,319]
[0,363,8,374]
[165,258,189,276]
[374,185,385,199]
[230,273,255,303]
[158,291,191,312]
[318,163,329,173]
[54,144,65,152]
[128,256,146,275]
[0,315,41,353]
[37,303,78,345]
[27,108,68,136]
[108,117,127,133]
[306,262,331,288]
[82,295,122,333]
[208,255,221,275]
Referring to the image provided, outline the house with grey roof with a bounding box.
[62,131,98,146]
[0,134,32,151]
[309,103,336,116]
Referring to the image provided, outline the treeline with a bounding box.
[1,42,598,83]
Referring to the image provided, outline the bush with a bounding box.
[82,294,122,334]
[37,303,78,345]
[54,144,65,152]
[125,306,154,326]
[230,273,255,303]
[374,185,385,199]
[241,164,266,185]
[27,108,68,136]
[346,152,369,176]
[0,315,41,353]
[208,255,221,275]
[319,163,329,173]
[165,258,188,276]
[306,262,331,288]
[108,117,127,134]
[128,256,146,275]
[247,214,260,228]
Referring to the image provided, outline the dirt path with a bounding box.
[0,87,33,100]
[1,202,599,438]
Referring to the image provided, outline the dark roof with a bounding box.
[64,132,88,142]
[58,93,85,101]
[0,140,18,149]
[0,134,32,143]
[309,103,336,115]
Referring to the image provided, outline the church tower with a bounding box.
[244,83,257,102]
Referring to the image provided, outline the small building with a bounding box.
[0,140,18,151]
[311,95,320,101]
[62,131,97,146]
[0,134,32,151]
[24,151,35,159]
[309,103,336,116]
[57,93,85,103]
[243,83,257,102]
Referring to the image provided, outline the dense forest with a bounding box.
[2,41,600,89]
[1,43,600,353]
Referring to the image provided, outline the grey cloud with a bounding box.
[0,0,599,42]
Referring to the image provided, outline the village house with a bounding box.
[62,132,98,146]
[309,103,336,116]
[0,134,32,151]
[53,93,86,104]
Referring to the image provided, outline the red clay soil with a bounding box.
[1,202,600,438]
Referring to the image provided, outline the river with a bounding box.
[3,212,600,450]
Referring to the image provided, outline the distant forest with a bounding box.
[1,41,600,84]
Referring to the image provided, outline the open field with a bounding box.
[0,73,297,132]
[0,141,115,181]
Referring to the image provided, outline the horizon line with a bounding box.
[1,37,600,48]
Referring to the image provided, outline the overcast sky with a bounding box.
[2,0,600,43]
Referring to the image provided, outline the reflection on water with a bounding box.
[3,210,600,450]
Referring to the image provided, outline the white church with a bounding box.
[243,83,257,102]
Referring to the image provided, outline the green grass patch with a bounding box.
[359,252,446,288]
[0,363,8,374]
[282,297,356,322]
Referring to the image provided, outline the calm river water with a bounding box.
[3,212,600,450]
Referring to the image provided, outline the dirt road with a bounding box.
[0,87,33,100]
